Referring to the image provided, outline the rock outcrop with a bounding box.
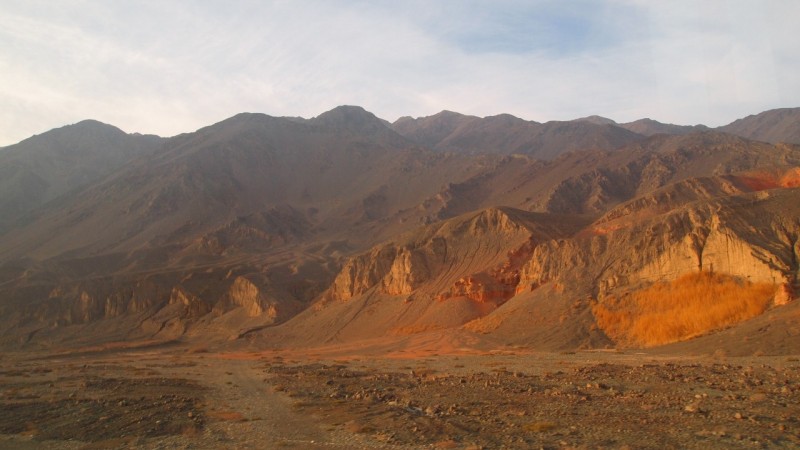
[224,276,278,319]
[35,279,169,327]
[436,239,535,305]
[169,286,211,318]
[0,269,296,346]
[325,208,586,304]
[518,188,800,302]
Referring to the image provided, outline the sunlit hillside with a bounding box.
[593,272,777,347]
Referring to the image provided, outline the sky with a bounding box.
[1,0,798,146]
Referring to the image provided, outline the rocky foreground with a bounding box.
[269,357,800,449]
[1,349,799,449]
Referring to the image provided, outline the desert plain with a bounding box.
[1,328,799,450]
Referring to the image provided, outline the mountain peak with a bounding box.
[73,119,121,129]
[312,105,384,130]
[483,113,528,125]
[60,119,128,138]
[8,119,133,151]
[619,118,706,136]
[574,115,617,126]
[391,110,480,150]
[435,110,472,119]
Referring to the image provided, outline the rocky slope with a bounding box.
[0,106,485,346]
[265,208,590,343]
[393,107,800,160]
[0,120,163,232]
[719,107,800,144]
[399,131,800,223]
[517,188,800,298]
[619,118,709,136]
[0,108,491,265]
[325,207,588,304]
[392,111,644,158]
[291,184,799,350]
[1,105,799,352]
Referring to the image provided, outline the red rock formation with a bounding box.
[436,239,535,306]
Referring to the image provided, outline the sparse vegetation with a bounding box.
[593,272,776,347]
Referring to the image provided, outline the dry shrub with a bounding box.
[593,272,776,347]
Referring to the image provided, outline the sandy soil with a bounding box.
[0,345,798,449]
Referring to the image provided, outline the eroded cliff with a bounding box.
[325,208,588,304]
[518,188,800,300]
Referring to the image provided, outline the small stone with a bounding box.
[734,412,743,420]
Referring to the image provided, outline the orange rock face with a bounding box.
[774,283,795,306]
[735,167,800,191]
[437,240,535,306]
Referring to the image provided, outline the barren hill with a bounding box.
[392,110,479,149]
[401,131,800,221]
[0,107,487,347]
[393,107,800,158]
[261,180,799,350]
[392,111,644,158]
[719,107,800,144]
[263,207,591,344]
[619,118,708,136]
[0,105,798,355]
[0,120,163,233]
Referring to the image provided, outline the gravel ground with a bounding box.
[1,350,798,449]
[268,359,800,449]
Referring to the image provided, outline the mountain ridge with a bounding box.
[0,105,798,354]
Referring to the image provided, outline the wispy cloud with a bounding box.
[0,0,797,145]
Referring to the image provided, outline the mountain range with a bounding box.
[0,105,798,355]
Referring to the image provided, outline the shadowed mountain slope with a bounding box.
[620,118,709,136]
[0,109,483,264]
[0,107,487,346]
[0,120,163,232]
[398,131,800,222]
[0,105,798,353]
[719,107,800,144]
[392,111,644,158]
